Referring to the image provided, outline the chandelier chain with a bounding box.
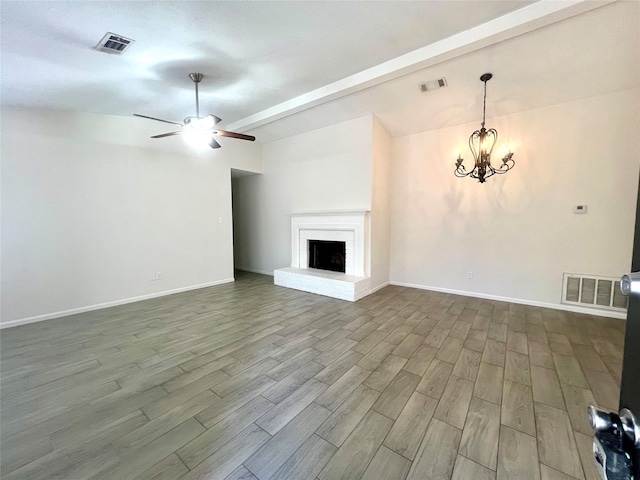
[481,80,487,129]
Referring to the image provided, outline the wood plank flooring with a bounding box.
[0,272,625,479]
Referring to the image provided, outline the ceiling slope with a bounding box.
[1,1,638,142]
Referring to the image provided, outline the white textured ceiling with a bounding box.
[1,1,638,143]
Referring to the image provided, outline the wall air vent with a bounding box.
[419,78,447,93]
[95,32,134,55]
[562,273,628,312]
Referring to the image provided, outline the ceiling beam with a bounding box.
[226,0,612,134]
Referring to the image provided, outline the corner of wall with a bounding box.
[370,117,392,289]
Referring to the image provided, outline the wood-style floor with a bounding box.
[1,272,625,480]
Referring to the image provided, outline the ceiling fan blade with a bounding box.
[208,137,221,149]
[134,114,183,127]
[205,114,222,125]
[213,130,256,141]
[150,131,184,138]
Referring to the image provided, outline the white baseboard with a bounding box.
[3,276,624,330]
[369,281,390,295]
[235,266,275,276]
[389,281,627,320]
[0,278,236,329]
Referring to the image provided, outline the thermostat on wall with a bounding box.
[574,205,588,214]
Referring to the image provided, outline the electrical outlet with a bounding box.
[467,271,473,279]
[156,272,162,280]
[150,272,162,281]
[218,217,223,223]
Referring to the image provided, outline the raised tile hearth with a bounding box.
[274,267,370,301]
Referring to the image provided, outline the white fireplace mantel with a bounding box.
[289,209,371,216]
[290,210,370,277]
[274,210,372,302]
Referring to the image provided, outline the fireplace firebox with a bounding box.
[308,240,346,273]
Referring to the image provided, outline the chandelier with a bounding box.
[454,73,515,183]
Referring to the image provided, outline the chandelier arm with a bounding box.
[495,154,515,172]
[492,165,514,174]
[473,168,505,182]
[502,156,516,169]
[454,168,473,178]
[483,173,496,182]
[454,162,482,179]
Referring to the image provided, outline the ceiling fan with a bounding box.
[134,73,255,149]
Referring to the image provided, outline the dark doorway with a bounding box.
[308,240,346,273]
[620,173,640,414]
[619,172,640,478]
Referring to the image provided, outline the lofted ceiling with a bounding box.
[1,1,638,143]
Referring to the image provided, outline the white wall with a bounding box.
[233,116,373,275]
[1,106,262,326]
[370,117,392,291]
[7,88,635,324]
[390,88,640,307]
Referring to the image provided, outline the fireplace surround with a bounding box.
[274,210,371,301]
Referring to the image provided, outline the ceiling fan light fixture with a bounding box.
[183,129,215,148]
[184,115,216,130]
[133,73,255,150]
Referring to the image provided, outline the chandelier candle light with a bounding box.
[454,73,515,183]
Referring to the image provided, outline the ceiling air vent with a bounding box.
[419,78,447,93]
[95,32,134,55]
